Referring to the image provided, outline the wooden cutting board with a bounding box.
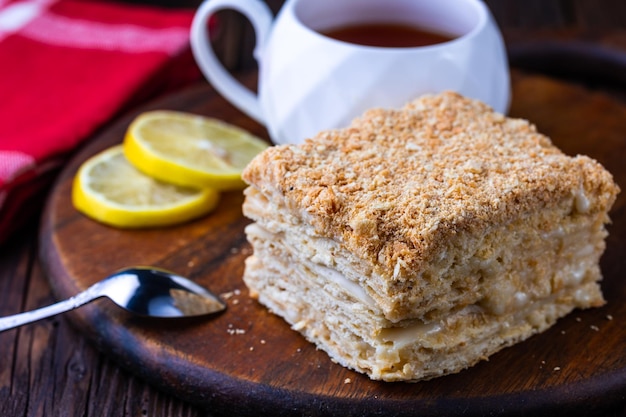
[39,57,626,416]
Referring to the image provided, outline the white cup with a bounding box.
[191,0,510,145]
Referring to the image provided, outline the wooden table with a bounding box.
[1,1,625,416]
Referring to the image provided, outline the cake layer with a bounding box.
[241,92,619,381]
[243,204,605,381]
[242,92,618,322]
[243,183,609,323]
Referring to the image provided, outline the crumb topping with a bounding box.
[242,92,619,278]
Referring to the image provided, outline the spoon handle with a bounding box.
[0,284,102,332]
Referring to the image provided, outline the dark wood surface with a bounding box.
[38,68,626,417]
[2,2,626,416]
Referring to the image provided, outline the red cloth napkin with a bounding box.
[0,0,202,243]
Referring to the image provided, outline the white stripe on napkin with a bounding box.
[19,12,189,55]
[0,151,35,183]
[0,0,57,41]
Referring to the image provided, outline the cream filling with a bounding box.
[246,222,378,309]
[315,265,377,308]
[575,188,591,214]
[378,322,443,348]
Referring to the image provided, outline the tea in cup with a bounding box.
[191,0,510,145]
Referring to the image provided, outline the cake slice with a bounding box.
[241,92,619,382]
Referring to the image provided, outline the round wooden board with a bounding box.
[39,63,626,416]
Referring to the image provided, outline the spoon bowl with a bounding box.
[0,267,226,332]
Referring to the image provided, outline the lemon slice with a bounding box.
[72,145,219,228]
[123,110,269,190]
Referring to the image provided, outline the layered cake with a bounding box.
[241,92,619,382]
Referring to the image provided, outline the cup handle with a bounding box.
[190,0,273,124]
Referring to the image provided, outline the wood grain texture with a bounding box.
[0,229,203,417]
[36,60,626,416]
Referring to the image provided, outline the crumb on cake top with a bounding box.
[242,92,619,277]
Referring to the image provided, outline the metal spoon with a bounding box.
[0,266,226,332]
